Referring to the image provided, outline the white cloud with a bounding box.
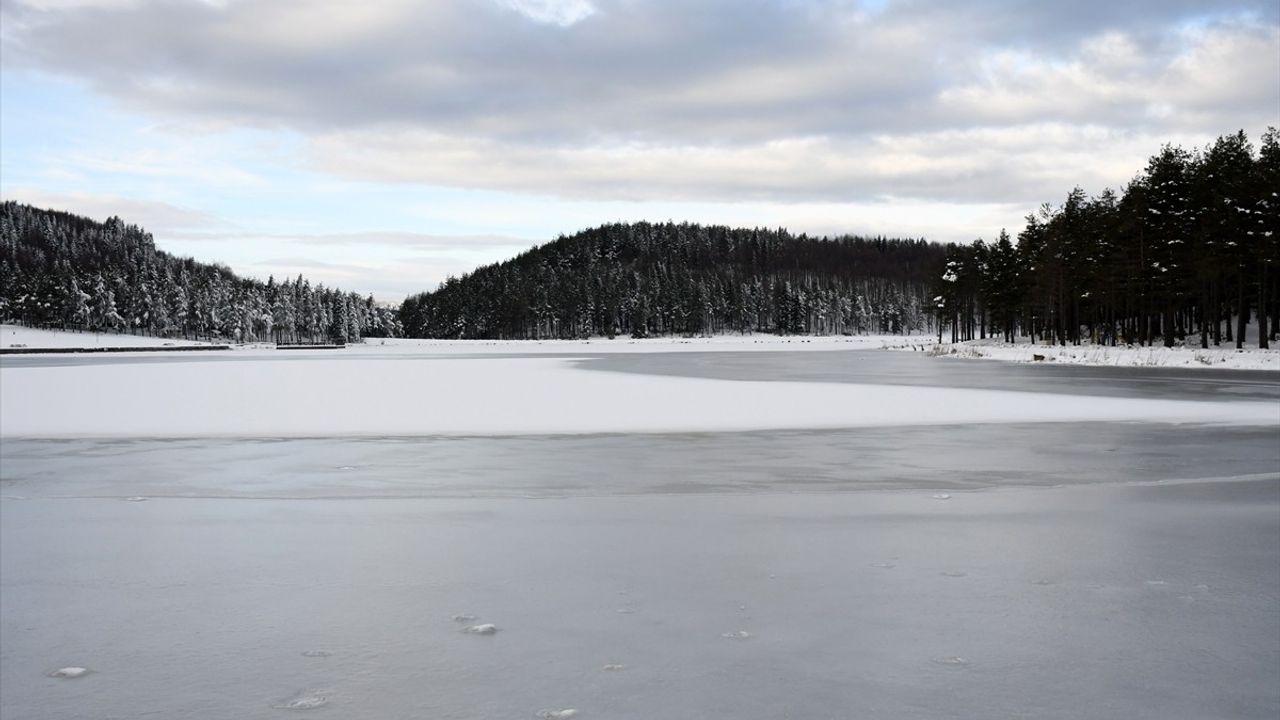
[495,0,596,26]
[0,188,216,231]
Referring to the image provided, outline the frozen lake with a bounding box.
[2,348,1278,719]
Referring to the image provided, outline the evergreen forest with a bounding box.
[0,202,402,343]
[399,224,945,338]
[934,128,1278,348]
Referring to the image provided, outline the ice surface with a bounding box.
[461,623,499,635]
[536,710,578,719]
[2,349,1277,720]
[3,469,1278,720]
[272,690,328,710]
[2,352,1276,438]
[46,667,89,679]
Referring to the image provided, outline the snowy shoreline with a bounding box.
[880,337,1280,372]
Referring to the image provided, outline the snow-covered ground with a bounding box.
[0,324,209,349]
[2,351,1276,438]
[361,333,905,354]
[883,336,1280,371]
[6,324,1279,372]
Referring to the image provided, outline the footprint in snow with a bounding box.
[47,667,90,679]
[462,624,499,635]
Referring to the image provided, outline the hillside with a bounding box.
[399,222,946,339]
[0,202,400,343]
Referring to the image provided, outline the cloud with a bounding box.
[497,0,596,26]
[2,0,1276,209]
[306,122,1235,206]
[0,188,216,231]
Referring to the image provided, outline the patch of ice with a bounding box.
[602,664,625,671]
[871,562,896,569]
[1031,579,1055,586]
[940,571,967,578]
[614,607,636,614]
[931,493,951,500]
[124,496,148,502]
[47,666,89,679]
[273,689,328,710]
[300,650,332,658]
[536,710,578,719]
[1144,580,1168,587]
[451,614,479,623]
[720,630,752,640]
[932,656,969,667]
[462,623,499,635]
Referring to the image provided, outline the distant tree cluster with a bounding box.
[935,129,1279,349]
[399,222,946,339]
[0,202,401,342]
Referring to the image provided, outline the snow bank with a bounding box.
[1,355,1274,438]
[1,324,208,349]
[883,337,1280,371]
[360,334,909,355]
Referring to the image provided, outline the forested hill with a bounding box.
[935,128,1278,349]
[399,223,945,338]
[0,202,401,342]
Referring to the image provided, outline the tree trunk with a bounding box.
[1259,262,1269,349]
[1236,271,1247,349]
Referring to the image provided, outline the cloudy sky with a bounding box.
[2,0,1277,299]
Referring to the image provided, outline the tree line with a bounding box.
[935,128,1279,349]
[399,221,947,339]
[0,202,401,343]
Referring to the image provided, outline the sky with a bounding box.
[2,0,1278,300]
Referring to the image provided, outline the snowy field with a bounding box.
[0,324,210,349]
[2,341,1278,719]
